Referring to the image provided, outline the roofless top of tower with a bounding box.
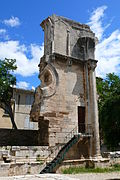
[40,14,96,60]
[41,14,92,32]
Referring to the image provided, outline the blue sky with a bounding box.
[0,0,120,89]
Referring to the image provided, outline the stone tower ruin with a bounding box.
[30,15,101,159]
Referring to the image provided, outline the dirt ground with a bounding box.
[0,173,120,180]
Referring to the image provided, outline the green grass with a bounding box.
[36,154,44,164]
[62,164,120,174]
[36,158,44,164]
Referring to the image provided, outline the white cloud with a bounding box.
[17,81,30,89]
[31,86,35,91]
[96,30,120,77]
[0,29,6,34]
[0,41,44,76]
[88,5,107,40]
[3,16,21,27]
[0,29,9,40]
[88,5,120,77]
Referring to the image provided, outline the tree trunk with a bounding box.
[0,102,17,129]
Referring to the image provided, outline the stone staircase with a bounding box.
[40,134,82,173]
[40,122,92,174]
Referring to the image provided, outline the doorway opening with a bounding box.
[78,106,85,133]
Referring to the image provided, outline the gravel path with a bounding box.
[0,173,120,180]
[70,172,120,180]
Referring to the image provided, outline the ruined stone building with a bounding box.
[30,15,101,159]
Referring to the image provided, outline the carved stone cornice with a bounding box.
[87,59,98,71]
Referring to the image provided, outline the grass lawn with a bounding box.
[62,164,120,174]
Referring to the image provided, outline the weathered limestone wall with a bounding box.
[64,137,90,160]
[0,162,43,176]
[41,15,95,60]
[39,58,85,146]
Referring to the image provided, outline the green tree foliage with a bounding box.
[96,73,120,149]
[100,95,120,149]
[0,58,17,129]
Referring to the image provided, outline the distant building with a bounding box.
[0,88,38,130]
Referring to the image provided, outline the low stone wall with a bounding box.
[0,162,43,176]
[56,158,110,173]
[0,129,38,146]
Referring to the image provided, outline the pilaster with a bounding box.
[87,59,101,159]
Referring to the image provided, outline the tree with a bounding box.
[96,73,120,149]
[97,73,120,110]
[100,95,120,149]
[0,58,17,129]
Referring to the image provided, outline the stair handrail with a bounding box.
[40,123,93,172]
[40,125,78,171]
[63,125,78,143]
